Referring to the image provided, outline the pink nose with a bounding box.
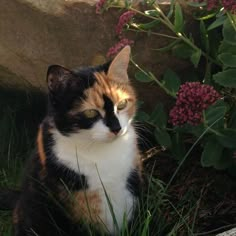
[112,129,121,135]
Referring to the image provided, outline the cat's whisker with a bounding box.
[136,133,153,150]
[133,122,152,134]
[133,125,154,148]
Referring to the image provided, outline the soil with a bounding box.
[143,148,236,235]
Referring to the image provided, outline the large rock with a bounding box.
[0,0,118,89]
[0,0,192,110]
[217,227,236,236]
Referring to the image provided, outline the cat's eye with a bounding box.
[117,99,128,110]
[83,109,99,118]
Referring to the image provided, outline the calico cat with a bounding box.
[8,46,142,236]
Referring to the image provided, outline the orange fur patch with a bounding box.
[71,72,136,117]
[70,190,102,227]
[37,126,47,178]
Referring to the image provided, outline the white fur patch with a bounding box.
[52,116,138,233]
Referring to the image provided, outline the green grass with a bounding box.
[0,87,235,236]
[0,87,45,235]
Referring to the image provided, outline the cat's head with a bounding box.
[47,46,136,142]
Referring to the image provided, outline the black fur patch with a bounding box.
[13,120,90,236]
[41,120,88,190]
[48,64,110,135]
[103,94,121,133]
[126,169,141,197]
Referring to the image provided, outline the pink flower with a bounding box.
[206,0,219,10]
[193,0,236,12]
[115,11,136,36]
[169,82,221,126]
[106,38,134,58]
[222,0,236,13]
[96,0,107,14]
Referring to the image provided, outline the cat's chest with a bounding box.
[53,129,138,233]
[53,129,137,187]
[76,141,135,189]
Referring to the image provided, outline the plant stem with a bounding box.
[227,12,236,31]
[110,2,221,66]
[129,26,179,39]
[138,4,221,66]
[154,3,221,66]
[130,58,177,98]
[149,72,177,98]
[164,115,224,191]
[153,3,174,28]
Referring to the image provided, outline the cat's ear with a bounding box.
[47,65,73,92]
[107,46,130,82]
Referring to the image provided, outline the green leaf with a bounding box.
[218,53,236,67]
[216,129,236,148]
[171,132,186,160]
[187,124,205,137]
[228,106,236,128]
[200,20,209,52]
[194,12,216,21]
[213,69,236,87]
[174,3,184,33]
[155,128,172,148]
[203,100,226,127]
[201,138,223,167]
[207,15,226,31]
[167,0,175,18]
[137,20,160,30]
[223,18,236,46]
[162,69,181,96]
[190,49,202,68]
[146,0,156,6]
[214,149,233,170]
[187,1,207,7]
[208,28,222,59]
[219,41,236,54]
[135,111,150,122]
[136,100,144,109]
[144,10,159,17]
[124,0,132,8]
[149,103,167,128]
[172,43,193,59]
[135,71,153,83]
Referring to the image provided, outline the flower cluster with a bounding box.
[222,0,236,13]
[107,10,136,58]
[169,82,221,126]
[206,0,219,10]
[194,0,236,12]
[106,38,134,58]
[116,11,136,36]
[96,0,106,14]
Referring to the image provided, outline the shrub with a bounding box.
[97,0,236,173]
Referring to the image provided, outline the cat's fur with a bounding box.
[9,46,142,236]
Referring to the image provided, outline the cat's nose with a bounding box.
[111,127,121,135]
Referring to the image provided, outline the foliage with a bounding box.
[97,0,236,173]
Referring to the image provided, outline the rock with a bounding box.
[216,227,236,236]
[0,0,120,89]
[0,0,193,111]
